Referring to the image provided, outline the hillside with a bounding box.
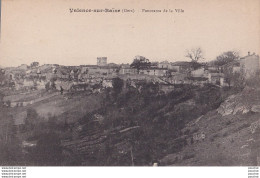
[55,83,249,166]
[160,86,260,166]
[1,79,259,166]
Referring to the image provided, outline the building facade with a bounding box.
[97,57,107,66]
[240,52,260,79]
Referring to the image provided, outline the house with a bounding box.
[191,68,206,78]
[23,79,35,87]
[187,76,208,86]
[36,80,46,90]
[82,65,116,77]
[171,61,191,73]
[69,68,80,79]
[158,61,171,69]
[14,79,25,90]
[106,66,119,76]
[150,62,159,68]
[153,68,168,76]
[81,65,97,74]
[139,68,168,76]
[164,73,187,84]
[97,57,107,66]
[36,68,41,74]
[107,63,118,67]
[102,79,113,88]
[208,73,225,86]
[240,52,260,79]
[49,67,70,80]
[119,67,137,75]
[207,65,220,73]
[120,64,131,68]
[230,61,241,73]
[17,64,28,71]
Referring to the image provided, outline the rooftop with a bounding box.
[171,61,191,66]
[240,52,259,59]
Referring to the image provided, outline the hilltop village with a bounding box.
[0,51,260,166]
[1,52,259,100]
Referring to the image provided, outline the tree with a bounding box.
[112,77,124,98]
[33,132,63,165]
[25,108,39,130]
[185,48,204,62]
[0,111,22,165]
[185,48,204,70]
[0,112,16,144]
[0,92,4,105]
[0,69,6,85]
[60,86,64,95]
[223,67,233,87]
[232,72,245,90]
[214,51,239,67]
[45,82,50,91]
[50,78,56,90]
[130,56,151,74]
[30,62,39,68]
[223,67,245,89]
[140,82,160,104]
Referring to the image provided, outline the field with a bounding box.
[3,90,103,127]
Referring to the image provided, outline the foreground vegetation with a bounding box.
[1,75,258,165]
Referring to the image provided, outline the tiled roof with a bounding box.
[171,61,191,66]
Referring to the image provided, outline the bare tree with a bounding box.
[185,48,204,70]
[185,47,204,62]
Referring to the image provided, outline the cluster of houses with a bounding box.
[1,52,259,94]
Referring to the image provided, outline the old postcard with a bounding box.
[0,0,259,169]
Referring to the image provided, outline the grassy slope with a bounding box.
[160,87,260,166]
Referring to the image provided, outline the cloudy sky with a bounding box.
[0,0,259,67]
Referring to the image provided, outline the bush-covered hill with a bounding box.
[59,82,243,166]
[2,78,258,166]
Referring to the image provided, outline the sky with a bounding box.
[0,0,259,67]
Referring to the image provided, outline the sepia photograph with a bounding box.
[0,0,259,169]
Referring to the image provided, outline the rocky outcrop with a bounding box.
[217,88,260,116]
[160,87,260,166]
[251,105,260,113]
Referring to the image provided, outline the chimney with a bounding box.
[248,51,250,56]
